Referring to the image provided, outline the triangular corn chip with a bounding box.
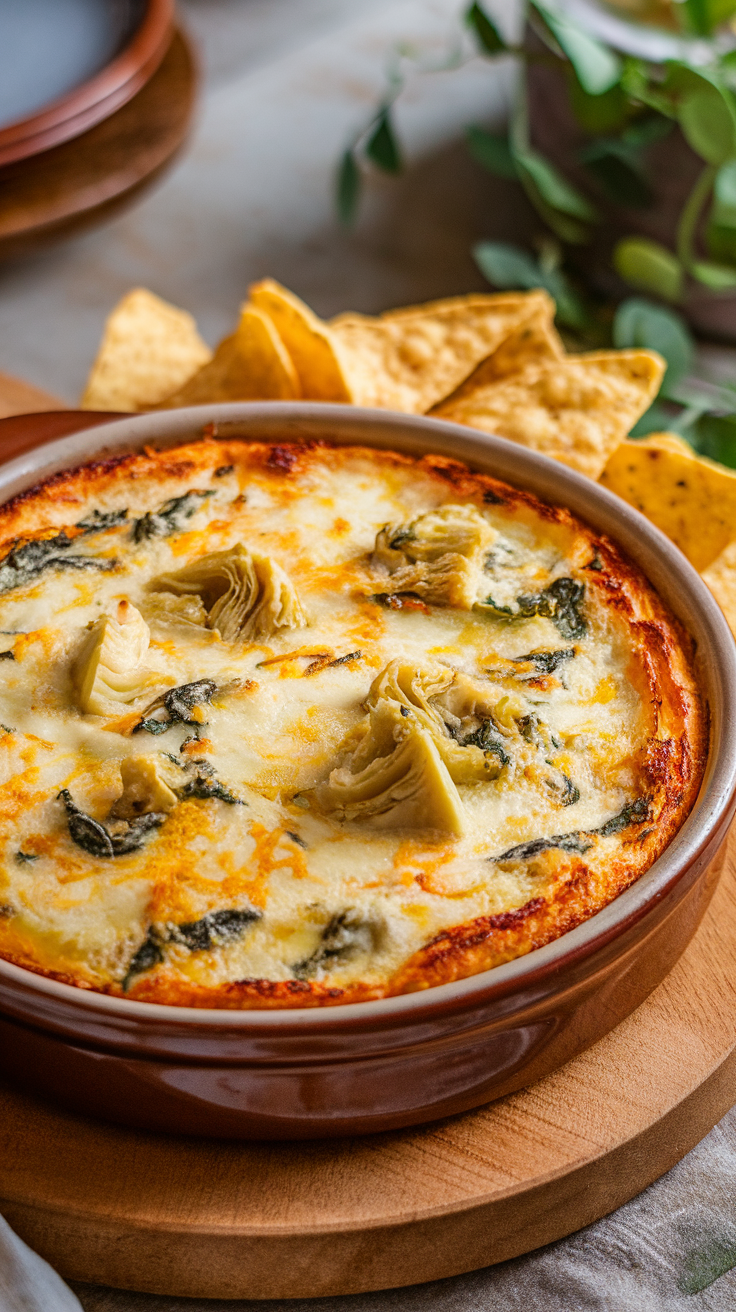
[433,350,664,480]
[330,290,559,413]
[248,279,352,402]
[702,539,736,636]
[440,300,564,390]
[248,280,560,414]
[159,306,300,407]
[600,432,736,571]
[81,289,212,412]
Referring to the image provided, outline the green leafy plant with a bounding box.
[335,0,736,466]
[338,0,736,299]
[609,294,736,454]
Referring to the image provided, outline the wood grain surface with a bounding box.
[0,29,196,259]
[0,372,67,419]
[0,831,734,1301]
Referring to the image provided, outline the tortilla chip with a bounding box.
[439,301,564,392]
[330,290,559,413]
[600,432,736,571]
[248,280,352,402]
[432,349,664,480]
[158,306,300,407]
[702,539,736,636]
[81,289,212,412]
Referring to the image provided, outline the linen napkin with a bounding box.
[0,1213,82,1312]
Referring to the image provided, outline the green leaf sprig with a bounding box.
[336,0,736,305]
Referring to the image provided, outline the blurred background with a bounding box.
[0,0,518,402]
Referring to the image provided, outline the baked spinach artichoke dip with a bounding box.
[0,436,707,1007]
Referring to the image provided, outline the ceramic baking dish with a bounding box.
[0,402,734,1140]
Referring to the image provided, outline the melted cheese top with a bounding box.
[0,440,704,1006]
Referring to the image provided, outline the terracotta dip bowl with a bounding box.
[0,403,734,1140]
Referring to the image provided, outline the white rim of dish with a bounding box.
[0,401,733,1029]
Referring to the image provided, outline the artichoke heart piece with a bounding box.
[151,544,305,642]
[371,504,496,609]
[110,755,180,820]
[366,659,510,784]
[320,701,466,835]
[75,600,170,716]
[141,592,220,643]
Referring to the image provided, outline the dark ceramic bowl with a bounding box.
[0,0,174,168]
[0,403,734,1140]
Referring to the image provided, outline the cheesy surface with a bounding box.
[0,437,706,1007]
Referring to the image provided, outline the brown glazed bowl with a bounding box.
[0,403,735,1141]
[0,0,174,168]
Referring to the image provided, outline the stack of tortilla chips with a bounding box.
[80,280,736,635]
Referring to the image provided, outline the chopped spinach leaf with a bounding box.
[388,528,415,549]
[596,796,650,836]
[58,789,114,857]
[122,928,164,990]
[15,852,39,864]
[0,533,113,595]
[293,908,379,979]
[329,650,361,668]
[133,679,219,735]
[545,771,580,807]
[175,908,260,952]
[517,713,543,745]
[513,648,575,675]
[0,724,14,734]
[213,465,234,478]
[285,830,308,849]
[516,578,587,641]
[452,717,510,766]
[0,650,14,660]
[493,794,651,862]
[108,812,168,855]
[584,553,603,572]
[178,771,243,805]
[495,832,593,862]
[483,578,586,641]
[58,789,165,858]
[76,508,128,533]
[165,679,218,723]
[482,596,514,616]
[132,490,214,542]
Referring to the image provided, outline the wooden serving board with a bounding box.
[0,830,734,1301]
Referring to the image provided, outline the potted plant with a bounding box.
[338,0,736,459]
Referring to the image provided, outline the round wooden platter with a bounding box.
[0,834,734,1301]
[0,29,196,260]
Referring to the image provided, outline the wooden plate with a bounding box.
[0,28,196,259]
[0,0,174,168]
[0,829,734,1300]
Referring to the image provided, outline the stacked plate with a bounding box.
[0,0,196,256]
